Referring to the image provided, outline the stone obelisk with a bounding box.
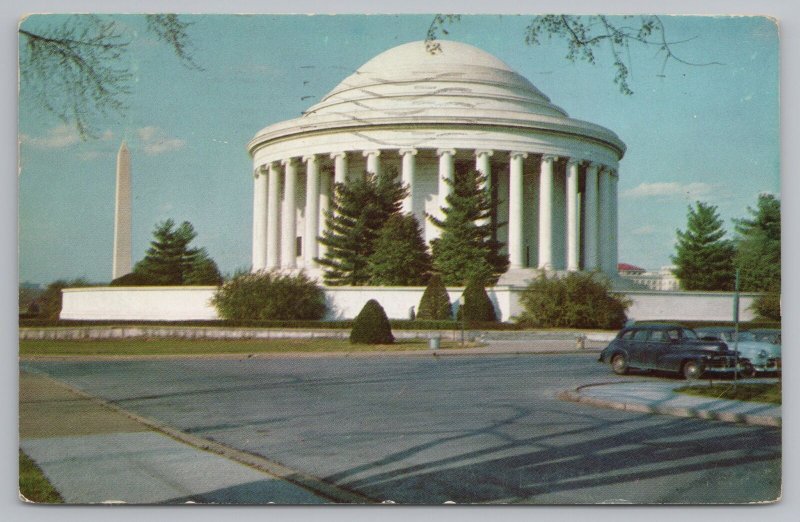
[112,141,132,279]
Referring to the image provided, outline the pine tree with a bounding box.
[130,219,222,285]
[428,167,508,285]
[318,169,407,285]
[671,202,735,291]
[416,274,452,320]
[367,214,432,286]
[734,193,780,292]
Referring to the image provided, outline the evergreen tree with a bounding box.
[130,219,222,285]
[367,214,432,286]
[457,278,498,323]
[318,169,407,285]
[416,274,452,320]
[671,202,735,291]
[428,167,508,285]
[734,194,781,292]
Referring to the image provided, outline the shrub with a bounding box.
[38,278,93,320]
[517,272,631,329]
[752,292,781,321]
[110,272,158,286]
[457,279,497,323]
[416,274,452,320]
[211,271,326,321]
[350,299,394,344]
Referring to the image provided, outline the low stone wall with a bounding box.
[622,290,760,322]
[20,327,465,341]
[60,286,219,321]
[19,326,615,343]
[60,286,761,323]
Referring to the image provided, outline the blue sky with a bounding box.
[18,14,779,284]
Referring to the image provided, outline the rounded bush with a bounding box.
[518,271,630,329]
[211,271,326,321]
[350,299,394,344]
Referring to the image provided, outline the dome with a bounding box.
[248,40,625,161]
[304,40,569,119]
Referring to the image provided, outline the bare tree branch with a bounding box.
[427,14,723,95]
[19,14,202,139]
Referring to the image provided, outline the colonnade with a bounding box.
[252,149,618,276]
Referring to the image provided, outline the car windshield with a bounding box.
[683,329,699,340]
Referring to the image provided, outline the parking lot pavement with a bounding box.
[559,379,781,427]
[19,371,328,504]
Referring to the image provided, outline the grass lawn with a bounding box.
[675,382,781,405]
[19,450,63,503]
[19,338,474,357]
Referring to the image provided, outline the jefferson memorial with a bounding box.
[60,41,761,322]
[248,40,625,283]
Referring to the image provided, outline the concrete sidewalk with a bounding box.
[19,371,337,504]
[559,380,781,427]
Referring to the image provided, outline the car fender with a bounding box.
[659,352,696,372]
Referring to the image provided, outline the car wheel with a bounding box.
[611,354,628,375]
[682,360,703,380]
[739,363,756,379]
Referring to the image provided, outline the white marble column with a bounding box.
[303,155,320,268]
[538,155,557,269]
[400,148,417,214]
[583,162,600,270]
[281,158,298,268]
[266,162,281,269]
[566,158,580,271]
[318,172,331,260]
[475,149,493,226]
[598,167,612,274]
[331,152,348,186]
[251,166,268,271]
[508,152,528,269]
[436,149,456,222]
[610,170,619,274]
[364,150,381,177]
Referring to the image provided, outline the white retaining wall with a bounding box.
[60,286,219,321]
[60,286,760,323]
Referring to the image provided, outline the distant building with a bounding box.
[618,263,680,291]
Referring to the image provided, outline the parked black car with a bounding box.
[599,323,749,379]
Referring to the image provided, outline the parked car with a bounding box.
[695,326,781,375]
[599,323,749,380]
[749,328,781,345]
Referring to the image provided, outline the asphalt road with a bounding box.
[21,353,781,504]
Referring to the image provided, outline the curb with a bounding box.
[22,370,377,504]
[557,389,781,428]
[19,348,603,362]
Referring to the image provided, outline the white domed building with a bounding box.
[247,40,625,284]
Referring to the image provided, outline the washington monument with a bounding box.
[112,141,132,279]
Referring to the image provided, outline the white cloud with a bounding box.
[137,126,186,155]
[19,124,80,149]
[622,182,714,201]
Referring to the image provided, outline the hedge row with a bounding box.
[18,318,522,331]
[634,320,781,330]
